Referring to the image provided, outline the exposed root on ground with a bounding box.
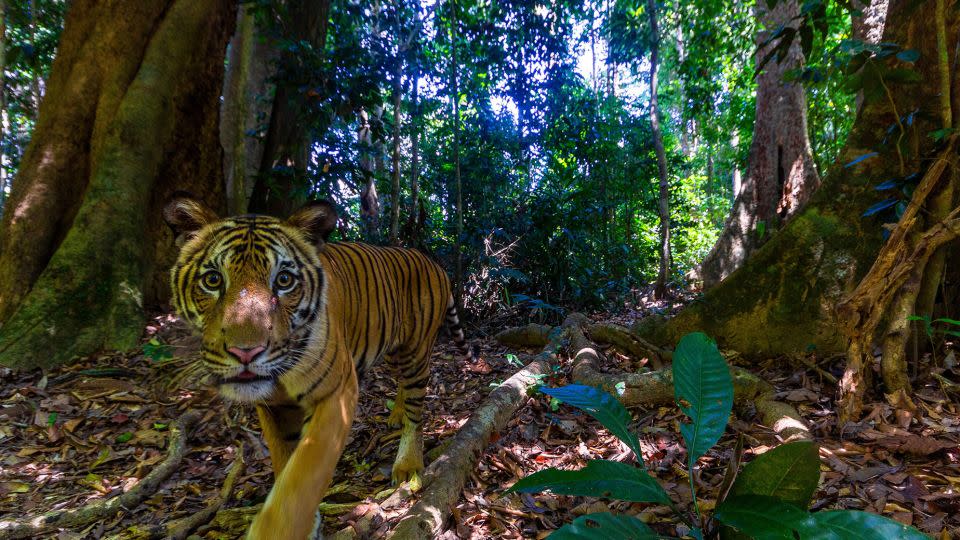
[385,332,564,540]
[499,314,810,441]
[103,442,246,540]
[0,411,201,540]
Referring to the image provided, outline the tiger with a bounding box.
[163,195,467,539]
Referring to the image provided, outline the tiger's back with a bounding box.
[322,242,454,381]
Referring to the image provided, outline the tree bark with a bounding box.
[221,4,276,215]
[405,46,422,245]
[450,0,464,311]
[247,0,331,217]
[0,0,235,369]
[648,0,671,299]
[690,0,820,288]
[389,50,403,246]
[637,0,958,359]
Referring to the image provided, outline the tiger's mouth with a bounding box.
[219,371,273,385]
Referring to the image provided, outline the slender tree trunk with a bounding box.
[0,0,7,210]
[852,0,890,113]
[450,0,463,311]
[247,0,331,217]
[0,0,235,369]
[28,0,40,121]
[221,4,276,215]
[358,108,380,240]
[649,0,671,299]
[406,52,421,245]
[690,0,820,288]
[389,52,403,246]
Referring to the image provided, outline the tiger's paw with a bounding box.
[391,467,422,492]
[386,404,405,428]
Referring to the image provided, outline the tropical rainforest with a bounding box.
[0,0,958,538]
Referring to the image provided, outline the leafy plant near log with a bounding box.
[508,332,928,539]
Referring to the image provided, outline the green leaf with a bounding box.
[728,440,820,508]
[508,460,671,504]
[116,432,133,444]
[548,513,658,540]
[47,412,58,426]
[934,317,960,327]
[673,332,733,467]
[714,495,809,540]
[797,510,930,540]
[541,385,645,466]
[895,49,920,63]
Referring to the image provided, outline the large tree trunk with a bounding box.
[247,0,331,217]
[221,4,276,216]
[637,0,956,359]
[648,0,671,299]
[0,0,235,369]
[690,0,820,288]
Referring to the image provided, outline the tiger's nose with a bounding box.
[226,345,266,365]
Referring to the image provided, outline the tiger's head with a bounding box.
[163,195,338,402]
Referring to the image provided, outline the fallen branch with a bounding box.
[494,323,552,348]
[165,442,245,540]
[387,335,563,540]
[0,411,201,540]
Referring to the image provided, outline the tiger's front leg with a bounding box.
[247,366,359,540]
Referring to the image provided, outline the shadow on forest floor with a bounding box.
[0,309,958,538]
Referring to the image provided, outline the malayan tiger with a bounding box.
[163,195,466,539]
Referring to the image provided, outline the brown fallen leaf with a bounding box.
[875,435,956,456]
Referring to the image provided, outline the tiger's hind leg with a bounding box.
[387,343,433,488]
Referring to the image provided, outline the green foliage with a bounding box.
[509,460,670,504]
[549,513,658,540]
[540,384,645,466]
[510,332,929,539]
[4,0,861,318]
[727,440,820,508]
[143,338,173,362]
[673,332,733,468]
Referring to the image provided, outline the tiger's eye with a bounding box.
[201,271,223,290]
[275,270,296,290]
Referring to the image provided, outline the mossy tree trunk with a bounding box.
[690,0,820,287]
[0,0,235,369]
[638,0,958,360]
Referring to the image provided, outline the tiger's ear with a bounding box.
[163,193,219,246]
[287,200,338,244]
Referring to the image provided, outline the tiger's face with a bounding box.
[163,196,338,402]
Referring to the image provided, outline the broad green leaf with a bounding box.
[548,512,658,540]
[715,495,809,540]
[541,385,644,466]
[797,510,930,540]
[728,440,820,508]
[673,332,733,467]
[508,460,670,504]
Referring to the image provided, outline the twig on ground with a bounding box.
[0,411,201,540]
[165,441,246,540]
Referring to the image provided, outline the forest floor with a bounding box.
[1,303,959,539]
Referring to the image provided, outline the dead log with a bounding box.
[493,323,552,348]
[387,336,563,540]
[0,411,201,540]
